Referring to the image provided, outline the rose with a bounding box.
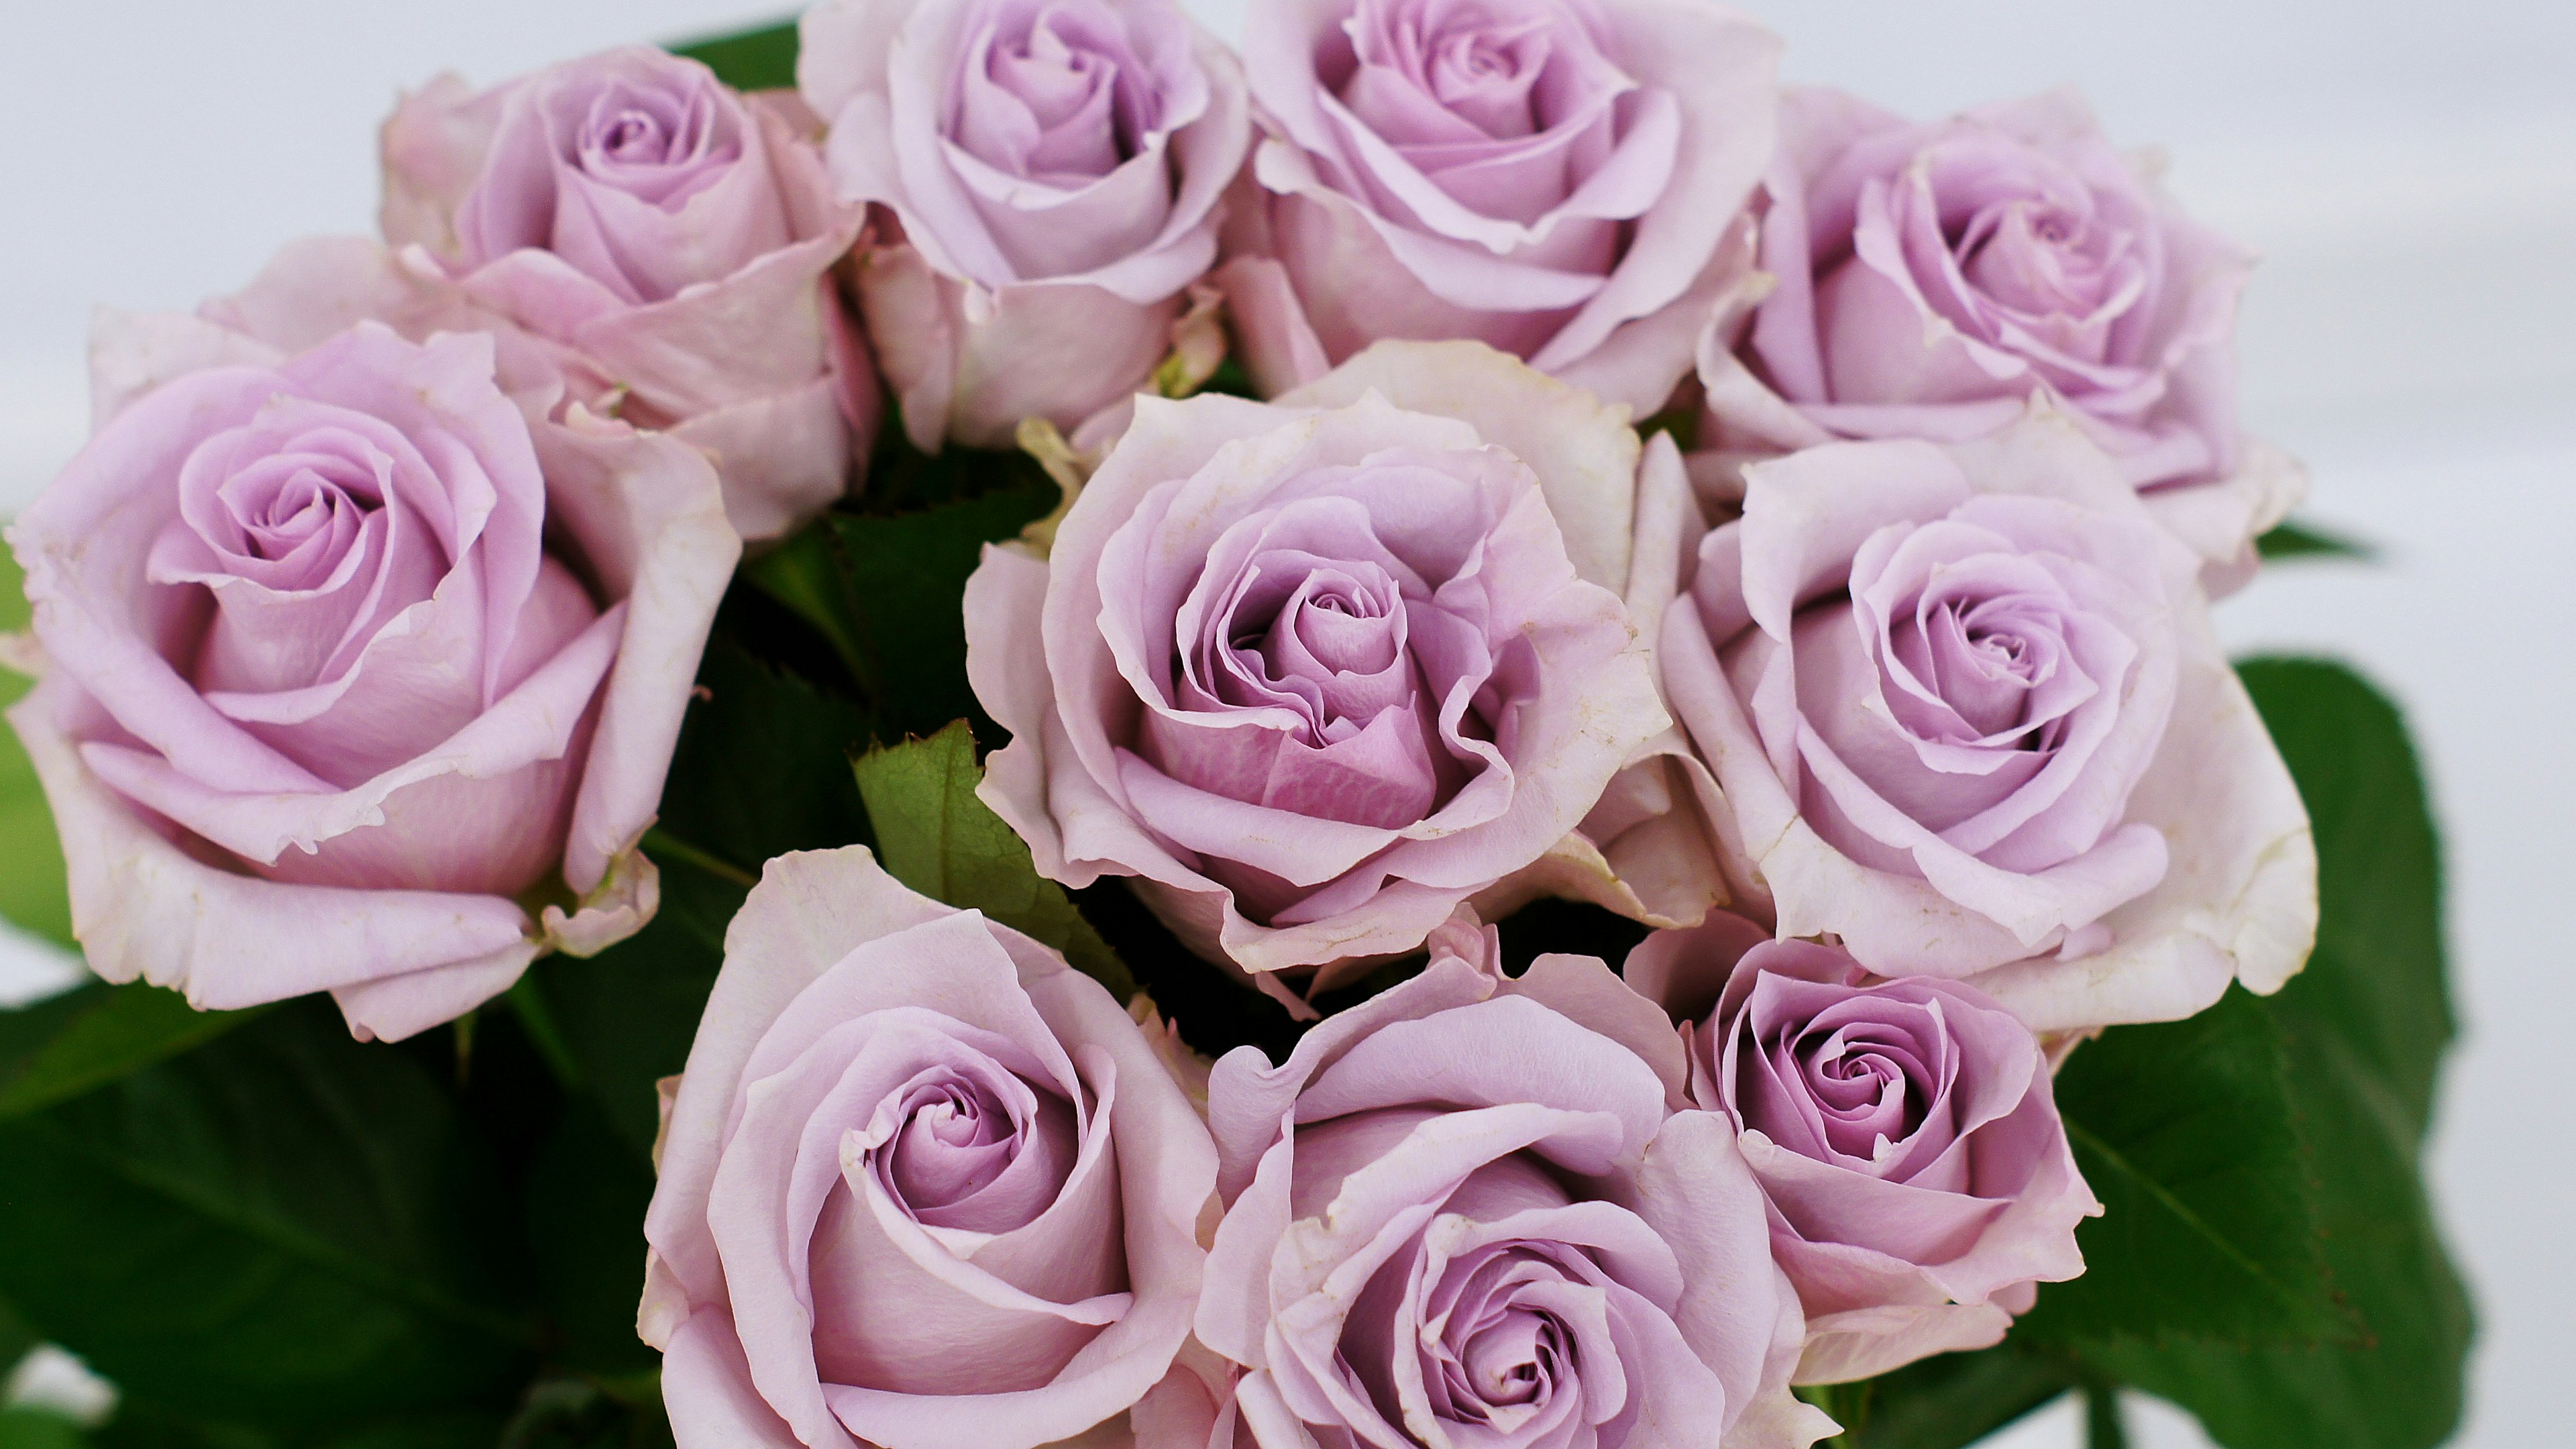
[1186,912,1832,1449]
[1652,412,2315,1030]
[1625,915,2097,1383]
[382,45,873,541]
[800,0,1250,449]
[1696,89,2300,581]
[962,340,1668,987]
[6,320,737,1041]
[1214,0,1780,417]
[639,846,1217,1449]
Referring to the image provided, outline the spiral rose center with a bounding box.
[574,76,735,208]
[853,1053,1080,1235]
[955,0,1181,184]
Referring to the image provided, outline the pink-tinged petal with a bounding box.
[1211,256,1332,400]
[1279,341,1640,595]
[532,409,739,895]
[661,1309,812,1449]
[1629,1111,1809,1440]
[5,675,539,1025]
[330,943,543,1044]
[1792,1301,2011,1387]
[667,374,857,542]
[380,73,512,259]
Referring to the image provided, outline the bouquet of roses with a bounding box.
[0,4,2469,1449]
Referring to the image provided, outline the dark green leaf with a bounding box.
[494,1378,672,1449]
[2017,987,2340,1348]
[1841,1342,2077,1449]
[0,548,72,950]
[668,21,798,92]
[525,1101,659,1381]
[853,722,1135,1002]
[657,634,875,877]
[2255,521,2375,562]
[0,1410,89,1449]
[2236,658,2451,1144]
[0,1296,34,1373]
[746,470,1058,745]
[2067,659,2469,1449]
[525,853,744,1165]
[0,983,265,1120]
[0,1000,532,1429]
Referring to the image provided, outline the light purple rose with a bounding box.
[1189,914,1833,1449]
[640,847,1218,1449]
[1652,413,2315,1031]
[963,341,1667,987]
[1626,914,2098,1383]
[6,321,738,1041]
[800,0,1251,449]
[1215,0,1780,417]
[382,46,874,541]
[1695,89,2300,581]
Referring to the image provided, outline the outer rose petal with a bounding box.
[1662,409,2314,1030]
[643,846,1218,1449]
[855,238,1186,451]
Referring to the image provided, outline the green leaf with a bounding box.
[0,1000,533,1430]
[2016,987,2340,1348]
[1842,1343,2077,1449]
[524,1103,659,1380]
[853,722,1136,1002]
[2070,659,2470,1449]
[668,21,798,92]
[0,547,72,950]
[0,1296,34,1373]
[2255,520,2375,562]
[656,634,875,878]
[0,983,266,1121]
[0,1410,90,1449]
[745,470,1059,745]
[2236,657,2451,1144]
[525,853,743,1165]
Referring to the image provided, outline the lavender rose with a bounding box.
[1627,914,2098,1383]
[1652,413,2314,1030]
[1187,914,1831,1449]
[382,46,873,541]
[7,322,737,1041]
[800,0,1250,449]
[1216,0,1779,416]
[962,341,1666,986]
[640,847,1218,1449]
[1697,89,2300,580]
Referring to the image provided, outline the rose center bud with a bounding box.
[574,76,735,208]
[957,0,1169,184]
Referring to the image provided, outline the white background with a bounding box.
[1,3,2569,1447]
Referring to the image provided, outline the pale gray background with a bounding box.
[0,3,2569,1446]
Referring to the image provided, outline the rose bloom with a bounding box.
[1652,412,2315,1031]
[382,46,873,541]
[1216,0,1780,417]
[639,847,1217,1449]
[1627,914,2097,1383]
[6,321,737,1041]
[1172,910,1833,1449]
[800,0,1250,449]
[963,341,1668,987]
[1697,89,2298,581]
